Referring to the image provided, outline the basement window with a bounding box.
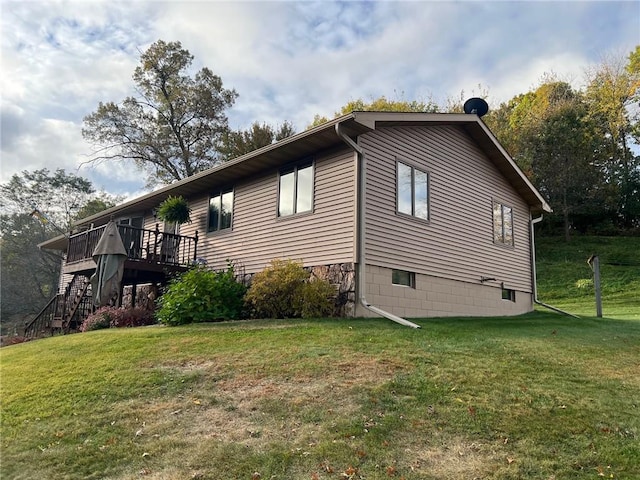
[501,288,516,302]
[392,269,415,288]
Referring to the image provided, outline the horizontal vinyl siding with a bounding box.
[361,126,533,292]
[143,215,158,232]
[180,149,356,273]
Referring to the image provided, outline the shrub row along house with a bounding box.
[28,111,551,335]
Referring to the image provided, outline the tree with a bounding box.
[83,40,238,188]
[0,213,62,333]
[217,121,296,161]
[584,48,640,229]
[308,94,439,128]
[522,87,600,240]
[486,80,602,240]
[0,170,117,334]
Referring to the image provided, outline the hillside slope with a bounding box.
[536,236,640,319]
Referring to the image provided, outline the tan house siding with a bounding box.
[143,214,158,231]
[358,265,532,318]
[180,148,357,273]
[360,125,533,293]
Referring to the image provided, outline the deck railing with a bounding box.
[24,294,64,339]
[66,224,198,267]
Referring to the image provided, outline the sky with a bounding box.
[1,0,639,200]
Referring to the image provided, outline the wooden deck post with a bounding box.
[193,230,199,261]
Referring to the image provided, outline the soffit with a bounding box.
[52,111,548,241]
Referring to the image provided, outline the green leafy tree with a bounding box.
[83,40,238,188]
[523,89,600,240]
[486,80,602,239]
[217,121,296,160]
[0,213,62,333]
[308,94,439,128]
[584,47,640,229]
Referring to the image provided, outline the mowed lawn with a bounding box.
[2,312,639,480]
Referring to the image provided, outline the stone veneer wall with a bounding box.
[358,265,533,318]
[121,284,159,310]
[308,263,356,317]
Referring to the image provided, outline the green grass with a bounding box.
[1,235,639,479]
[536,236,640,319]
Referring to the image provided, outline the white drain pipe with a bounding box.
[336,122,421,329]
[530,215,579,318]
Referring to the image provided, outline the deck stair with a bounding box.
[60,275,92,332]
[24,274,93,339]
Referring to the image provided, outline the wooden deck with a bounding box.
[25,224,199,339]
[64,223,199,274]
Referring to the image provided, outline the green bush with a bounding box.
[295,280,336,318]
[245,259,335,318]
[156,264,246,326]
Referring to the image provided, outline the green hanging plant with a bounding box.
[156,195,192,225]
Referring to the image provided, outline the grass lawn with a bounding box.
[1,236,639,479]
[2,314,639,480]
[536,236,640,320]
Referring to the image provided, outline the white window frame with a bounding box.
[396,161,430,221]
[493,201,514,246]
[277,161,314,217]
[208,188,234,233]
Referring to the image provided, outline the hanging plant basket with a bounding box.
[156,195,191,225]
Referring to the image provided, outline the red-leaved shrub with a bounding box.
[80,306,156,332]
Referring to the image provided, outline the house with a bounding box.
[29,111,551,336]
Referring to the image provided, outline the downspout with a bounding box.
[336,122,421,329]
[530,214,579,317]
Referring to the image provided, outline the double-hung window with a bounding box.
[397,161,429,220]
[278,161,313,217]
[493,201,513,246]
[208,188,234,232]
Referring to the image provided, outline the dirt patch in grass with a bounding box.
[405,438,508,478]
[127,355,408,451]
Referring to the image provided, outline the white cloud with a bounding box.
[1,0,638,195]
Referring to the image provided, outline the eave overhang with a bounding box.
[38,111,550,251]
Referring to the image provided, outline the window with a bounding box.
[118,217,143,228]
[502,287,516,302]
[278,161,313,216]
[392,269,415,288]
[397,161,429,220]
[493,201,513,246]
[117,217,144,257]
[208,188,234,232]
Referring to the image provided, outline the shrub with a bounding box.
[295,280,336,318]
[245,259,335,318]
[80,307,115,332]
[109,307,156,328]
[80,306,156,332]
[156,264,247,326]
